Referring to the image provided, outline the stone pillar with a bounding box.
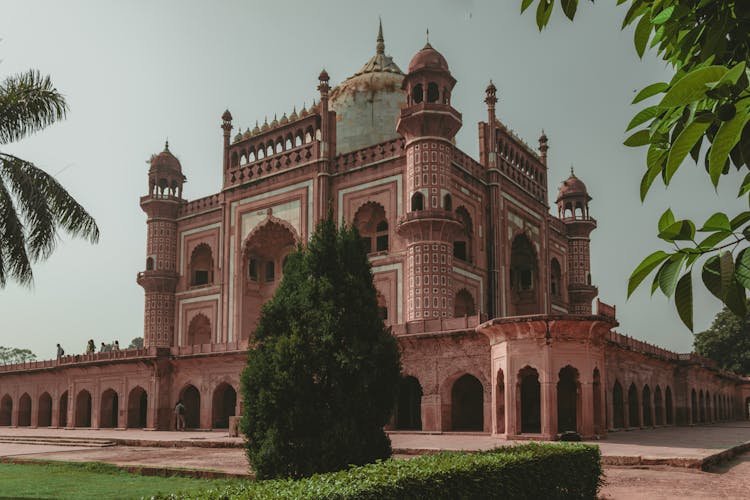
[580,380,594,438]
[421,394,441,432]
[51,393,59,428]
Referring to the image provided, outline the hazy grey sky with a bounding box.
[1,1,744,359]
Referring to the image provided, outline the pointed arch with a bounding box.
[353,202,388,254]
[510,233,540,315]
[454,288,476,317]
[100,389,119,428]
[18,393,31,427]
[0,395,10,426]
[190,243,214,286]
[212,382,237,429]
[75,389,92,427]
[127,386,148,428]
[612,380,625,429]
[453,206,473,263]
[518,366,541,433]
[451,374,484,431]
[557,365,580,433]
[180,384,201,429]
[628,383,639,427]
[38,392,52,427]
[187,313,212,345]
[395,376,423,430]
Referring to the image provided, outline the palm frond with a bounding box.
[0,172,32,287]
[0,70,68,144]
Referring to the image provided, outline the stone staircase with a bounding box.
[0,435,116,448]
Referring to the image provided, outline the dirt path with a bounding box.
[601,452,750,499]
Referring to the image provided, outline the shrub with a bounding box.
[240,212,401,479]
[158,443,602,500]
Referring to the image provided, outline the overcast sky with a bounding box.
[1,1,744,359]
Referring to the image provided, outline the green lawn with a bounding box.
[0,461,244,499]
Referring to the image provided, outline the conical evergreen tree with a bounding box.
[240,211,401,479]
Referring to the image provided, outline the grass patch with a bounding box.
[0,461,243,500]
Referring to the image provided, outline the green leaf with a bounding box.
[720,250,735,297]
[658,208,675,232]
[521,0,535,13]
[730,211,750,230]
[724,278,747,318]
[560,0,578,20]
[660,66,729,108]
[735,248,750,290]
[633,13,652,58]
[651,5,674,25]
[627,105,661,131]
[716,61,747,88]
[624,129,650,147]
[674,271,693,331]
[628,250,670,297]
[658,254,685,297]
[702,255,723,300]
[709,110,750,187]
[632,82,669,104]
[622,2,645,29]
[700,212,731,232]
[536,0,553,30]
[640,163,661,201]
[658,219,695,241]
[665,120,711,183]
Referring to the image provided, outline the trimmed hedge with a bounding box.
[156,443,602,500]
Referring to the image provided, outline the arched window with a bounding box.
[248,256,259,281]
[231,152,238,167]
[443,193,452,211]
[146,257,154,271]
[427,82,439,103]
[353,203,389,254]
[550,258,562,298]
[510,234,540,315]
[265,261,275,282]
[453,207,473,263]
[190,244,213,286]
[411,192,424,211]
[454,289,475,317]
[413,83,424,104]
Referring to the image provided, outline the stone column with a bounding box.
[421,394,441,432]
[580,380,594,438]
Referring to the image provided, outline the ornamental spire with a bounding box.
[376,18,384,55]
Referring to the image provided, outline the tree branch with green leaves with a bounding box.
[522,0,750,329]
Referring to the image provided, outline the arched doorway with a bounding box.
[495,369,505,434]
[242,220,297,337]
[100,389,119,428]
[642,385,652,427]
[451,374,484,431]
[18,393,31,427]
[181,385,201,429]
[628,383,639,428]
[211,383,236,429]
[0,395,11,426]
[612,380,625,429]
[127,386,148,428]
[665,386,673,424]
[509,234,540,315]
[654,386,663,425]
[396,376,422,430]
[75,390,92,427]
[557,366,580,433]
[519,367,541,433]
[592,368,602,434]
[38,392,52,427]
[59,391,68,427]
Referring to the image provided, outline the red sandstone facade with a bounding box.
[2,26,749,437]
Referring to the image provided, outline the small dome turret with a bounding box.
[557,167,592,220]
[149,141,182,175]
[147,141,185,198]
[408,42,450,74]
[557,168,589,200]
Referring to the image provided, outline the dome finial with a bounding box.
[164,139,169,152]
[376,17,384,55]
[570,165,576,177]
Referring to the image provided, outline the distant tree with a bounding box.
[695,306,750,375]
[0,68,99,287]
[521,1,750,330]
[0,346,36,364]
[128,337,143,349]
[240,213,401,479]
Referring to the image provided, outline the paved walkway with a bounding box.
[1,422,749,475]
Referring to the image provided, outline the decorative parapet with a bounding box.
[171,339,249,356]
[606,331,678,361]
[178,194,220,218]
[596,299,616,320]
[0,348,156,374]
[495,127,547,204]
[392,314,485,336]
[333,137,405,173]
[452,148,485,180]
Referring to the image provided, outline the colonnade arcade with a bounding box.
[0,381,238,430]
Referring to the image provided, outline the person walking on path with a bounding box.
[113,340,120,352]
[174,399,186,431]
[100,342,107,353]
[56,344,64,359]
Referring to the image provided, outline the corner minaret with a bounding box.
[137,142,184,348]
[557,168,597,314]
[396,39,463,321]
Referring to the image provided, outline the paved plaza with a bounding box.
[1,421,749,476]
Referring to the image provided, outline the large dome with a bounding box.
[329,22,405,154]
[407,42,449,74]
